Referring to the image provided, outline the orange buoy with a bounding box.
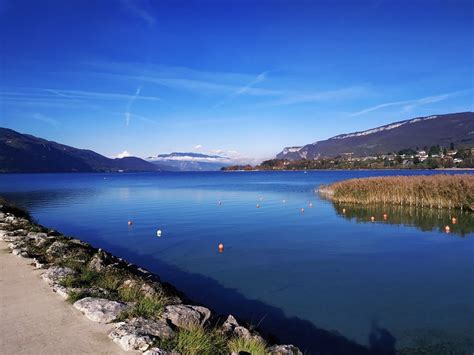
[451,217,457,224]
[218,243,224,253]
[444,225,451,233]
[342,208,346,214]
[370,216,375,222]
[383,213,388,221]
[256,204,260,208]
[128,220,133,226]
[301,208,305,213]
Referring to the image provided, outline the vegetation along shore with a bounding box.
[0,198,302,355]
[318,174,474,211]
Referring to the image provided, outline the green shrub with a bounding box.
[117,293,169,320]
[227,336,267,355]
[175,325,227,355]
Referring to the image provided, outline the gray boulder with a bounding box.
[32,258,46,269]
[88,252,107,271]
[73,297,128,323]
[222,315,261,341]
[51,284,70,299]
[109,317,175,351]
[162,304,211,329]
[27,232,50,247]
[0,231,26,242]
[46,241,70,259]
[267,344,303,355]
[41,266,74,285]
[12,248,29,258]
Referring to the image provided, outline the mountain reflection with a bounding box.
[332,203,474,237]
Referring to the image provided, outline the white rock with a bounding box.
[144,348,181,355]
[11,248,22,256]
[41,266,74,285]
[222,314,253,339]
[2,234,24,242]
[109,317,175,351]
[162,304,211,329]
[74,297,128,323]
[33,258,45,269]
[52,284,69,299]
[268,344,303,355]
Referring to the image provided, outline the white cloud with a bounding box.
[43,88,158,101]
[121,0,156,26]
[32,113,60,128]
[213,71,269,108]
[194,144,203,150]
[350,90,469,117]
[266,86,367,106]
[116,151,132,158]
[124,86,142,126]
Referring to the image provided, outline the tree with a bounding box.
[427,158,439,169]
[428,145,440,156]
[450,142,455,151]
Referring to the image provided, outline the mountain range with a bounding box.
[147,152,232,171]
[2,111,473,173]
[276,112,474,160]
[0,128,164,173]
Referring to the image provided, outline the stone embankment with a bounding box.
[0,202,302,355]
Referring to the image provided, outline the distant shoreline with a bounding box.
[222,168,474,172]
[1,167,474,175]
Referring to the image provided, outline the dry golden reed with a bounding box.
[319,174,474,211]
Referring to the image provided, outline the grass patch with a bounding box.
[116,293,169,320]
[175,325,227,355]
[227,336,267,355]
[60,268,100,288]
[151,336,178,352]
[118,285,143,302]
[320,174,474,211]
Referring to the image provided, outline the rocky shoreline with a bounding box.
[0,201,302,355]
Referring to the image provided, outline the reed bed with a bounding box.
[319,174,474,211]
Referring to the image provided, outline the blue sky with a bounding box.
[1,0,472,162]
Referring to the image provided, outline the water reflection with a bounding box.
[332,203,474,237]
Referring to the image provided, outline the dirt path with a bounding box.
[0,242,128,354]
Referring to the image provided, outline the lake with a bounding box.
[1,170,473,354]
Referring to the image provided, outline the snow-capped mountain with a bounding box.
[147,152,233,171]
[277,112,474,160]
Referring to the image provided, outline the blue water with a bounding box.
[1,171,473,353]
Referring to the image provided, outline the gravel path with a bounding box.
[0,241,129,354]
